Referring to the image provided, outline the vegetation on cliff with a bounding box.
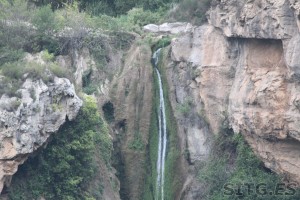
[197,131,300,200]
[8,96,113,200]
[143,46,180,200]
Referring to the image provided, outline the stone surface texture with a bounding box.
[0,76,82,192]
[144,0,300,198]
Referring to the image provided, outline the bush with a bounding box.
[197,132,300,200]
[8,96,113,200]
[127,8,161,27]
[0,47,24,66]
[152,36,172,52]
[0,0,33,57]
[25,62,45,79]
[176,97,193,117]
[168,0,211,25]
[41,50,55,62]
[128,133,145,151]
[32,5,57,35]
[48,63,66,78]
[1,62,24,80]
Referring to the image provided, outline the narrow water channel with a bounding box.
[152,49,167,200]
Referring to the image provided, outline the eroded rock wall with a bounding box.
[208,0,299,39]
[110,43,153,200]
[0,76,82,192]
[145,0,300,198]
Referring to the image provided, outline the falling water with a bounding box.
[152,49,167,200]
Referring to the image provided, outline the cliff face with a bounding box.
[208,0,300,184]
[110,43,153,200]
[0,76,82,192]
[208,0,299,39]
[145,0,300,198]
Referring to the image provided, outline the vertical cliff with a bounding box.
[0,75,82,193]
[144,0,300,198]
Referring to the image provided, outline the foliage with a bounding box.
[143,47,179,200]
[151,36,171,52]
[128,133,145,151]
[8,96,113,200]
[168,0,211,25]
[198,132,300,200]
[175,97,193,117]
[30,5,59,52]
[0,0,31,64]
[30,0,176,16]
[41,50,55,62]
[126,8,161,27]
[1,62,24,80]
[82,68,97,95]
[49,62,66,77]
[158,48,180,200]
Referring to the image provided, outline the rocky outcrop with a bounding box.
[208,0,299,39]
[228,38,300,184]
[206,0,300,185]
[144,0,300,197]
[0,76,82,192]
[143,22,194,34]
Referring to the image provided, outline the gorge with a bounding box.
[1,0,300,200]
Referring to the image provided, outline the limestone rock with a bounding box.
[208,0,298,39]
[170,24,237,136]
[0,77,82,192]
[156,0,300,194]
[110,43,153,200]
[143,22,194,34]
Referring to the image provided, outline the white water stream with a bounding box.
[153,49,167,200]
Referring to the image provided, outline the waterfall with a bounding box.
[152,49,167,200]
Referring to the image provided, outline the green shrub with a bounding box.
[83,85,97,95]
[168,0,211,25]
[152,36,172,52]
[24,62,45,79]
[32,5,57,35]
[8,96,113,200]
[10,98,21,110]
[127,8,161,27]
[176,97,193,117]
[30,5,60,53]
[41,50,55,62]
[128,133,145,151]
[48,63,66,78]
[1,62,24,80]
[0,47,24,66]
[198,132,300,200]
[0,0,33,49]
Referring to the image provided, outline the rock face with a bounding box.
[110,43,153,200]
[208,0,299,39]
[144,0,300,198]
[0,77,82,192]
[143,22,194,34]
